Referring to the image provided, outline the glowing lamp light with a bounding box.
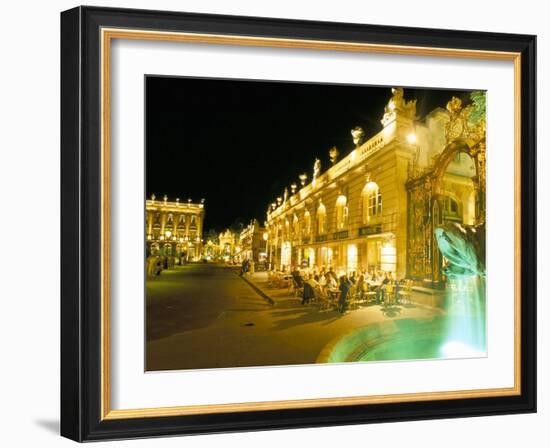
[406,132,417,144]
[165,230,172,238]
[365,180,378,191]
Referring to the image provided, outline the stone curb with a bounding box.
[235,272,276,306]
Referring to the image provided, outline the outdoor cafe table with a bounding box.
[328,288,340,300]
[366,280,381,290]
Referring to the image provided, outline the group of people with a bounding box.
[145,255,187,278]
[288,266,399,314]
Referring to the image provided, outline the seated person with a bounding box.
[356,274,367,300]
[291,267,304,287]
[302,275,316,304]
[338,275,352,313]
[318,273,327,288]
[376,272,391,303]
[327,273,338,289]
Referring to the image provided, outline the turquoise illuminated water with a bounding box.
[319,276,487,363]
[440,275,486,358]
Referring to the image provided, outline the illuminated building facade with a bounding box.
[238,219,267,263]
[218,229,238,262]
[146,195,205,261]
[266,88,486,286]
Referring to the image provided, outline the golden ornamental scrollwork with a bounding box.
[445,91,486,145]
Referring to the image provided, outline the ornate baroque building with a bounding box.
[218,229,238,262]
[265,88,486,287]
[145,195,205,261]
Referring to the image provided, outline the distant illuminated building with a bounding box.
[145,195,205,261]
[238,219,267,263]
[218,229,237,262]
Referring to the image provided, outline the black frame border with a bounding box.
[61,6,536,442]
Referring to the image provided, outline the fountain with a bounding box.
[434,222,486,358]
[317,222,486,364]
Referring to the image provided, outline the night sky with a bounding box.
[146,76,472,233]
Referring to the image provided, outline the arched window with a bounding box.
[335,195,348,229]
[304,211,311,236]
[165,213,174,232]
[362,181,382,223]
[317,203,327,235]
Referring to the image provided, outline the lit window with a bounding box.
[335,195,348,229]
[304,211,311,236]
[368,188,382,217]
[362,182,382,222]
[293,215,299,236]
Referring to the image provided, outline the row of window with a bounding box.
[148,231,198,241]
[148,212,199,227]
[274,183,382,238]
[149,242,196,256]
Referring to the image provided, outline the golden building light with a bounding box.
[145,196,205,261]
[264,87,486,294]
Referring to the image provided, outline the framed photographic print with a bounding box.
[60,6,537,442]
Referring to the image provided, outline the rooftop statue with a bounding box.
[329,146,339,165]
[381,87,417,127]
[351,126,364,147]
[313,158,321,180]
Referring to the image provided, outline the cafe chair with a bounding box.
[397,279,414,304]
[384,283,396,305]
[346,285,359,310]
